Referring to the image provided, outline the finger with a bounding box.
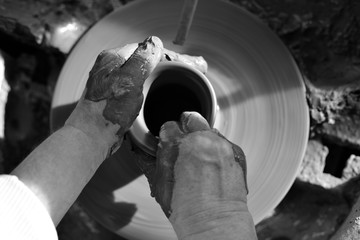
[109,43,138,65]
[84,44,138,101]
[115,36,163,92]
[162,48,208,74]
[179,111,211,133]
[155,127,181,217]
[154,144,177,217]
[96,37,164,133]
[156,120,187,217]
[85,37,163,101]
[159,121,184,143]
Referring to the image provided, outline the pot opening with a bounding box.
[143,68,213,136]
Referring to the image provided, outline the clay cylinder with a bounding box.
[129,61,217,155]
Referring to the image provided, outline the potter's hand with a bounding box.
[66,36,163,156]
[11,37,163,226]
[139,112,257,240]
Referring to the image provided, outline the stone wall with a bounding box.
[1,0,360,239]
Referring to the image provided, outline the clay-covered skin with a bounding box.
[85,36,164,136]
[68,36,210,158]
[66,36,163,156]
[136,112,255,239]
[149,112,247,216]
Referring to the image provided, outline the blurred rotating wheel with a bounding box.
[51,0,309,239]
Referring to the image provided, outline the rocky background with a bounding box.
[1,0,360,239]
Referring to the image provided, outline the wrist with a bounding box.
[170,200,257,240]
[65,99,122,156]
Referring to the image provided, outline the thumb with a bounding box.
[157,111,211,141]
[179,111,211,133]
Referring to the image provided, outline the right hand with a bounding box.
[137,112,257,240]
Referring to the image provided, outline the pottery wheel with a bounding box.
[51,0,309,239]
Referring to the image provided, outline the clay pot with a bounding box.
[129,61,217,156]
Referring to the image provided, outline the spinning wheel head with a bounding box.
[51,0,309,239]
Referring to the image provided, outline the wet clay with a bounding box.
[85,37,163,135]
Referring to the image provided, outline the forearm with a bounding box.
[11,37,162,227]
[11,124,110,226]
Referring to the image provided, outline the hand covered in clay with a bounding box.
[65,36,163,156]
[137,112,257,240]
[65,35,208,158]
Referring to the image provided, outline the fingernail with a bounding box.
[150,36,163,48]
[180,111,210,132]
[142,36,164,49]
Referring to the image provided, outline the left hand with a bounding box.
[65,36,163,156]
[10,37,163,226]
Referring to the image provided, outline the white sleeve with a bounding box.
[0,175,58,240]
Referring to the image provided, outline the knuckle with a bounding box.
[182,131,233,162]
